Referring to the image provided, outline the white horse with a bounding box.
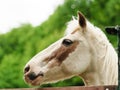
[24,12,118,86]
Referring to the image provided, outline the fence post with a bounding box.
[105,26,120,90]
[117,26,120,90]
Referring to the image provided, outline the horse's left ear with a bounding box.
[78,11,86,28]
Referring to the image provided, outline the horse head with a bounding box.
[23,12,118,86]
[23,12,92,86]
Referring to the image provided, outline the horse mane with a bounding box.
[102,42,118,84]
[65,18,118,85]
[86,20,118,85]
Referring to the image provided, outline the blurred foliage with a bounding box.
[0,0,119,88]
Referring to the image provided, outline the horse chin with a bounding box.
[24,76,44,86]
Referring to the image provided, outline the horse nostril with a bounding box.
[28,72,37,80]
[24,65,30,74]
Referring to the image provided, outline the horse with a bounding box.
[23,12,118,86]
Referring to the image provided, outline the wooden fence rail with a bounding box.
[3,85,117,90]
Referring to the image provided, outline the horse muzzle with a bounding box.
[24,65,44,86]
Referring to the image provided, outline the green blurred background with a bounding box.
[0,0,120,88]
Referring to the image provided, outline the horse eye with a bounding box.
[62,39,73,46]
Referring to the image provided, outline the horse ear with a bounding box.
[77,11,86,28]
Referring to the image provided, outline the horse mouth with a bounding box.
[24,75,43,86]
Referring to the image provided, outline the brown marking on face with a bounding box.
[45,41,79,67]
[71,28,80,34]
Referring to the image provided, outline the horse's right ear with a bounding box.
[77,11,86,28]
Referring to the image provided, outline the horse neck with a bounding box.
[81,22,118,85]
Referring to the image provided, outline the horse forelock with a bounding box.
[65,19,80,35]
